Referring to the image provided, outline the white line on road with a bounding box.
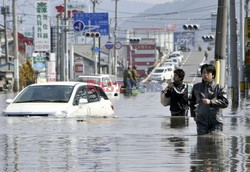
[181,52,192,67]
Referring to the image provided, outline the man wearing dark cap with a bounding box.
[162,69,189,116]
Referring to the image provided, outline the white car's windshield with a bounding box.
[154,69,164,73]
[14,85,74,103]
[163,63,173,66]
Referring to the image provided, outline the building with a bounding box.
[125,38,157,76]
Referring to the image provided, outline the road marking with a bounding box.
[181,52,192,67]
[192,55,207,84]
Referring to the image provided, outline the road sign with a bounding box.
[114,41,122,49]
[74,12,109,36]
[105,41,113,49]
[93,47,100,53]
[73,20,85,32]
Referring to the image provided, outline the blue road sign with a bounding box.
[73,20,85,32]
[73,13,109,36]
[105,41,113,49]
[93,47,100,53]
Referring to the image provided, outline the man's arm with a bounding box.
[210,86,228,108]
[189,88,197,118]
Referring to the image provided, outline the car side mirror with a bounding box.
[79,98,88,104]
[6,99,13,104]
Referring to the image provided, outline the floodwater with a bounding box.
[0,90,250,172]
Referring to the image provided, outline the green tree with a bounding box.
[19,60,35,88]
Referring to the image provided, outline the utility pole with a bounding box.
[64,0,68,81]
[90,0,100,75]
[1,0,9,66]
[229,0,239,104]
[108,19,112,74]
[239,0,246,92]
[214,0,228,88]
[98,37,101,74]
[113,0,118,77]
[56,15,61,81]
[13,0,19,91]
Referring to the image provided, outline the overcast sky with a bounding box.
[126,0,174,4]
[1,0,177,32]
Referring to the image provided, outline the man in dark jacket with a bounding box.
[189,64,228,135]
[123,66,131,89]
[131,65,139,88]
[163,69,189,116]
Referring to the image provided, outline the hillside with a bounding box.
[120,0,218,32]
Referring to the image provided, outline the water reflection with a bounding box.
[1,91,250,171]
[190,135,226,172]
[170,116,189,128]
[168,137,189,154]
[0,134,118,171]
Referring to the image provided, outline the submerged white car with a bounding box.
[2,82,115,117]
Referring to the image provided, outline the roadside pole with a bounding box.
[56,15,61,81]
[90,0,99,75]
[13,0,19,91]
[69,43,74,80]
[108,19,112,74]
[239,0,246,92]
[2,0,9,68]
[98,37,101,74]
[64,0,69,81]
[113,0,118,77]
[61,22,65,81]
[214,0,228,88]
[229,0,239,104]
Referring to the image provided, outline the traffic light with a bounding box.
[202,35,215,42]
[85,32,100,37]
[45,52,50,61]
[183,24,200,30]
[129,38,141,43]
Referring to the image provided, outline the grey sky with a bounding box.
[126,0,174,4]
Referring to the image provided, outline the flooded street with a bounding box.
[0,90,250,171]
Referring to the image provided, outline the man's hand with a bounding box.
[202,98,211,105]
[167,82,174,89]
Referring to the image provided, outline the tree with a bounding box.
[19,60,35,88]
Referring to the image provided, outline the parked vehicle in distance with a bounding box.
[170,51,184,62]
[197,63,205,77]
[161,62,175,70]
[76,74,120,97]
[147,66,155,75]
[169,57,180,68]
[2,82,115,117]
[179,46,190,52]
[150,66,174,81]
[209,59,215,65]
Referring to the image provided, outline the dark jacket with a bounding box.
[189,80,228,124]
[165,82,189,113]
[132,69,138,80]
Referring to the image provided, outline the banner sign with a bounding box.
[33,53,46,71]
[35,0,50,51]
